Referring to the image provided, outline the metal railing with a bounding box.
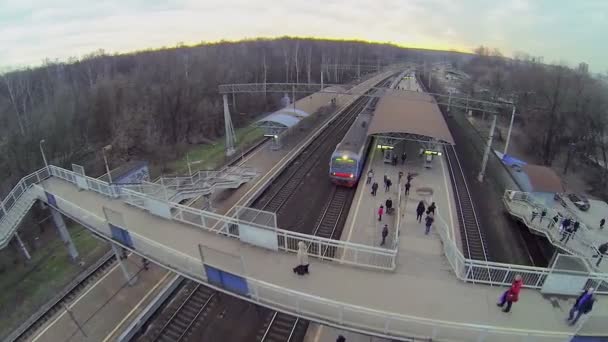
[0,167,51,247]
[28,188,581,341]
[503,190,599,258]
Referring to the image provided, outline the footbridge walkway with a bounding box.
[1,163,607,341]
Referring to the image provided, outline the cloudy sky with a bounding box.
[1,0,606,72]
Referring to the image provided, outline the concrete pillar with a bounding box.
[50,208,79,261]
[15,232,31,260]
[111,242,136,286]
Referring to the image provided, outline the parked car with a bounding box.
[568,193,590,211]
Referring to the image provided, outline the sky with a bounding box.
[1,0,607,72]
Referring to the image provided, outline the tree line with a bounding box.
[0,38,464,192]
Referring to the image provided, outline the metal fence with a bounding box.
[26,187,578,341]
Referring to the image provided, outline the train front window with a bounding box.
[331,157,357,177]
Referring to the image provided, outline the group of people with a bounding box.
[498,275,596,326]
[416,200,436,234]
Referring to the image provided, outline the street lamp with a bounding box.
[39,139,48,168]
[102,145,113,183]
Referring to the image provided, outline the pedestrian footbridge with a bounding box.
[1,165,607,341]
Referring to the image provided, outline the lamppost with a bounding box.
[39,139,48,168]
[102,145,113,183]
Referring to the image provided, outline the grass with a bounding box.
[0,224,108,339]
[167,126,264,174]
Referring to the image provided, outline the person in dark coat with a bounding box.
[381,224,389,246]
[427,202,436,215]
[548,215,559,229]
[424,212,434,235]
[405,182,411,195]
[398,171,403,183]
[401,152,407,164]
[336,336,346,342]
[407,172,413,183]
[497,275,522,313]
[392,155,398,166]
[540,208,547,222]
[385,198,393,214]
[385,178,392,192]
[593,242,608,267]
[600,218,605,230]
[567,288,595,325]
[371,182,378,196]
[416,201,426,223]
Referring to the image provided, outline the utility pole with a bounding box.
[503,106,516,155]
[222,94,236,156]
[478,114,497,182]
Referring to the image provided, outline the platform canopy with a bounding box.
[368,90,455,145]
[256,107,311,130]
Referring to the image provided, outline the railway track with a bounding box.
[308,186,351,257]
[8,251,116,342]
[256,312,308,342]
[253,98,369,213]
[147,283,218,342]
[444,144,489,262]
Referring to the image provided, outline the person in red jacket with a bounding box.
[378,205,384,221]
[497,275,523,312]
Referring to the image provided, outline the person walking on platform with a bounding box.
[593,242,608,267]
[402,152,407,164]
[548,214,559,229]
[405,181,411,195]
[424,212,434,235]
[567,288,596,325]
[560,225,574,244]
[540,208,547,222]
[398,171,403,183]
[600,218,605,230]
[293,241,309,275]
[497,275,522,313]
[371,182,378,196]
[416,201,426,223]
[427,202,436,215]
[407,172,414,183]
[336,336,346,342]
[385,198,393,215]
[378,205,384,221]
[392,155,398,166]
[385,178,392,192]
[366,169,374,184]
[381,224,389,246]
[530,208,539,222]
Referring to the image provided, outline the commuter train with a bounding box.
[329,110,372,187]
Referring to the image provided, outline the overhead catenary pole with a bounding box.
[222,94,236,156]
[478,114,498,182]
[40,139,48,169]
[503,105,516,155]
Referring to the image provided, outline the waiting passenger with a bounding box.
[398,171,403,183]
[548,215,559,229]
[540,208,547,222]
[293,241,309,276]
[371,182,378,196]
[378,205,384,221]
[381,224,389,246]
[567,288,595,325]
[402,152,407,164]
[497,275,523,313]
[600,218,605,230]
[366,169,374,184]
[392,155,398,166]
[424,212,434,235]
[530,208,539,222]
[385,178,392,192]
[385,198,393,214]
[416,201,426,223]
[405,182,411,195]
[427,202,436,215]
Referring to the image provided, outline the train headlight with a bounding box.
[349,173,354,178]
[342,155,348,160]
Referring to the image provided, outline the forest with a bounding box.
[0,38,465,192]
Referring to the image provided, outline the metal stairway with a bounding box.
[0,179,43,248]
[155,167,257,202]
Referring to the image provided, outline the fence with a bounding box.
[504,190,600,258]
[29,186,578,341]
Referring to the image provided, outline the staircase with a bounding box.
[0,189,38,248]
[157,167,257,202]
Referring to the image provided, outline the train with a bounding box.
[329,109,372,187]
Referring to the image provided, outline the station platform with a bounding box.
[29,259,170,342]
